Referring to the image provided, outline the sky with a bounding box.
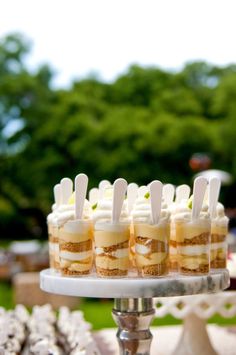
[1,0,236,87]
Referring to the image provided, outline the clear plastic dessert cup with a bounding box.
[47,222,55,269]
[129,221,136,268]
[134,222,170,277]
[59,219,93,276]
[175,219,210,275]
[94,222,130,278]
[50,224,60,270]
[169,220,178,272]
[210,219,228,269]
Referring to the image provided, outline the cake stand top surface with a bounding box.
[40,269,230,298]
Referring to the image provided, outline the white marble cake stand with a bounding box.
[40,269,229,355]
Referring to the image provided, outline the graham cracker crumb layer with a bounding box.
[170,240,177,248]
[49,255,55,269]
[61,268,90,276]
[55,261,60,270]
[50,236,59,244]
[178,232,209,246]
[102,240,129,253]
[135,236,167,252]
[179,264,209,275]
[138,263,169,277]
[210,258,226,269]
[96,267,127,277]
[60,239,92,252]
[211,233,226,243]
[96,254,119,260]
[170,261,178,272]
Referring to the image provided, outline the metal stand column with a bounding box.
[112,298,155,355]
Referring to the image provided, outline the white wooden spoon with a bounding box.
[209,177,221,219]
[176,184,191,204]
[150,180,163,224]
[53,184,61,207]
[60,178,73,204]
[75,173,88,219]
[98,180,111,199]
[163,184,175,206]
[112,178,127,223]
[127,183,138,213]
[191,177,208,220]
[89,188,99,205]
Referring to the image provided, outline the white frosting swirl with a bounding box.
[54,200,91,227]
[93,188,129,228]
[132,195,170,224]
[173,200,210,225]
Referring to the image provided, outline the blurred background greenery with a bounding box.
[1,33,236,240]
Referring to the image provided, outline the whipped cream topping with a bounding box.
[55,200,91,227]
[173,200,210,224]
[132,194,170,225]
[93,187,129,227]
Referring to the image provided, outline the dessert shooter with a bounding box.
[127,182,139,268]
[59,174,93,276]
[169,184,190,272]
[54,177,73,271]
[175,177,210,275]
[93,178,130,277]
[209,178,228,269]
[133,181,170,277]
[47,183,61,269]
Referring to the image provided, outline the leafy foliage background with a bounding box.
[1,33,236,239]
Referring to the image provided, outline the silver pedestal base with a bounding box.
[112,298,155,355]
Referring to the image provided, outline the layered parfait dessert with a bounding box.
[58,175,93,276]
[47,209,59,270]
[132,183,170,277]
[169,185,191,272]
[210,203,229,269]
[93,179,130,277]
[174,195,211,275]
[127,182,139,268]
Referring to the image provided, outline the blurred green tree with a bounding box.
[0,33,236,239]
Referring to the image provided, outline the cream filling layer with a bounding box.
[95,248,129,258]
[59,230,92,243]
[49,242,59,254]
[179,255,209,269]
[169,246,177,255]
[175,225,210,242]
[60,250,92,261]
[178,245,209,256]
[136,252,167,266]
[210,242,227,251]
[95,256,129,270]
[60,259,91,271]
[49,242,55,253]
[94,231,129,247]
[133,223,170,242]
[135,244,150,255]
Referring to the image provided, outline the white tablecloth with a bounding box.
[94,325,236,355]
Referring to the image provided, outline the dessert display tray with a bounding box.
[40,269,230,355]
[40,269,229,298]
